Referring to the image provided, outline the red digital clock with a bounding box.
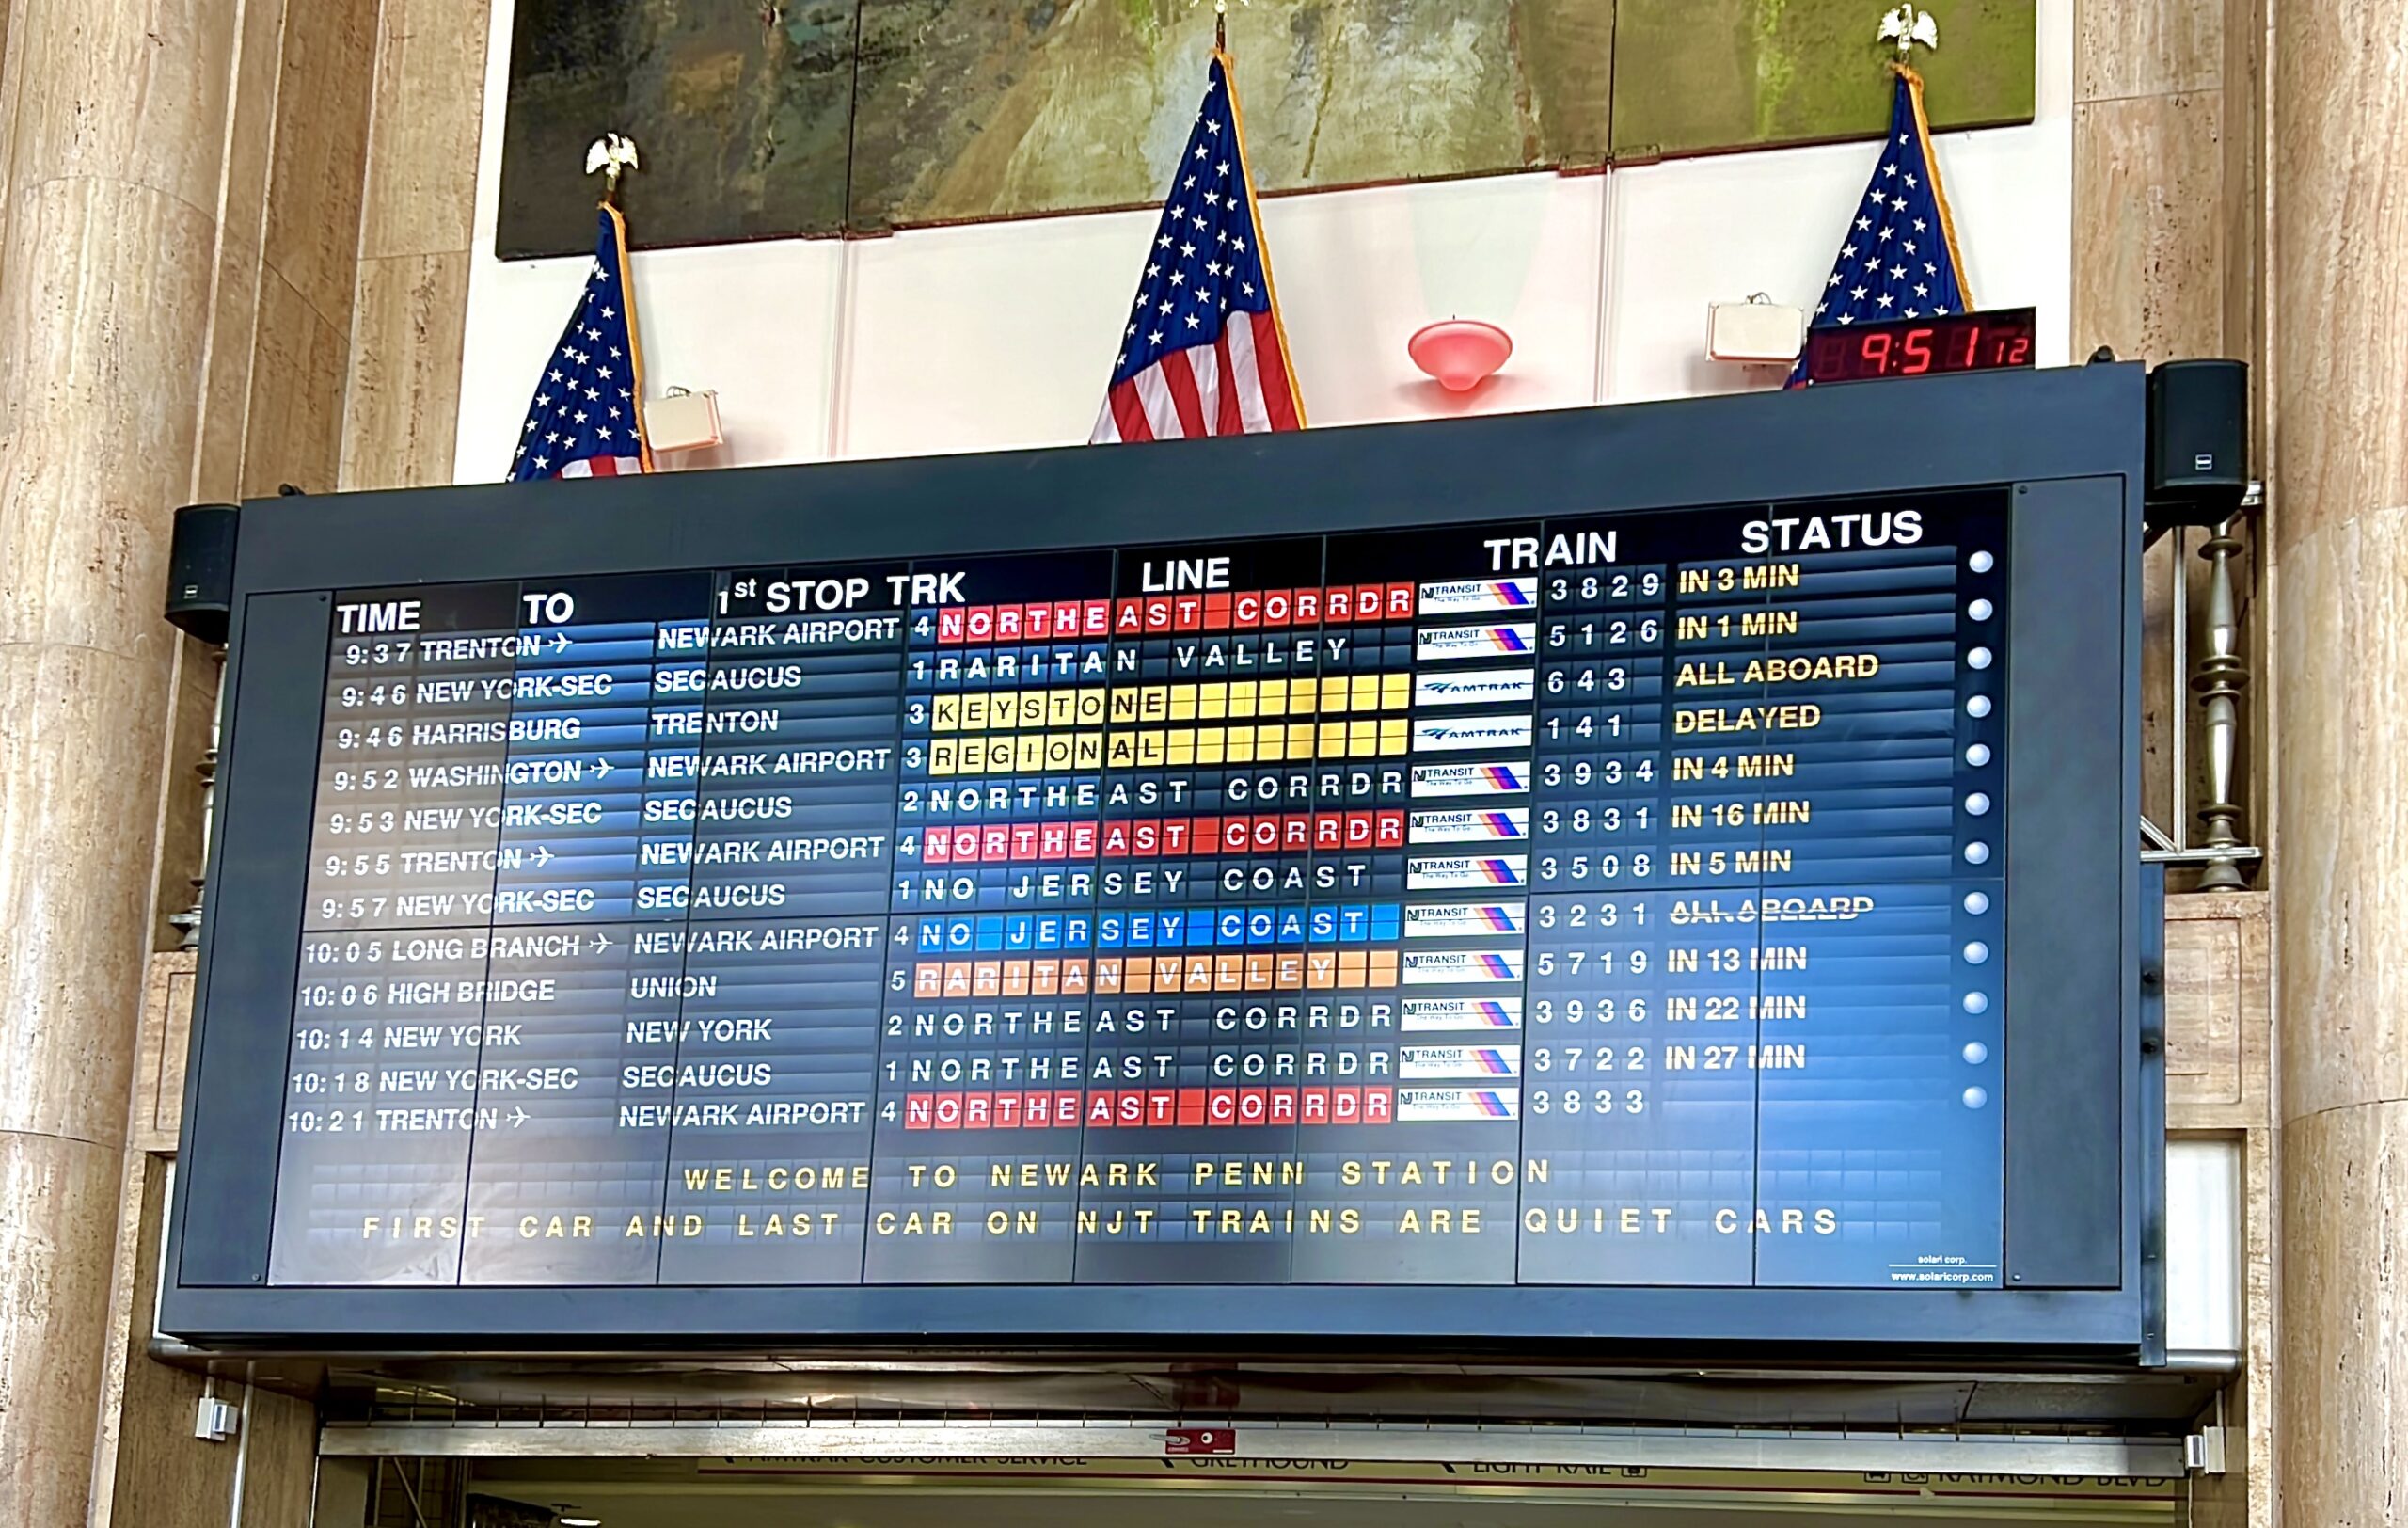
[1800,308,2036,384]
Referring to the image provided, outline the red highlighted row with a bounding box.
[933,584,1418,645]
[904,1087,1395,1130]
[920,811,1407,865]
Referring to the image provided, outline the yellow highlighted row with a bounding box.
[931,689,1107,732]
[928,676,1413,735]
[1109,722,1413,771]
[928,733,1104,777]
[923,722,1413,776]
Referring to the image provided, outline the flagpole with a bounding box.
[1201,0,1253,60]
[582,134,655,472]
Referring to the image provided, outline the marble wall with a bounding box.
[159,0,388,950]
[0,0,382,1520]
[0,0,240,1517]
[194,0,382,505]
[340,0,492,491]
[2272,0,2408,1461]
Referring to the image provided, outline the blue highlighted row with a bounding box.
[913,903,1402,954]
[1106,904,1400,948]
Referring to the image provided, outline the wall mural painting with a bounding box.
[498,0,2036,260]
[1612,0,2035,157]
[499,0,861,258]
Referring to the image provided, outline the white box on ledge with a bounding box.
[1707,299,1807,364]
[643,388,723,453]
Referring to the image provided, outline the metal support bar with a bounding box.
[2144,845,2261,864]
[2171,522,2188,849]
[404,1456,436,1528]
[320,1419,2186,1476]
[2190,517,2249,888]
[2142,484,2264,885]
[167,648,226,949]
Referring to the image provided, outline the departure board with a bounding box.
[268,493,2015,1291]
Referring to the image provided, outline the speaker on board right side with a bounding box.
[2146,358,2250,528]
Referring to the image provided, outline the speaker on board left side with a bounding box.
[165,502,239,645]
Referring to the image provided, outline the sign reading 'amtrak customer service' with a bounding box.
[274,499,2008,1289]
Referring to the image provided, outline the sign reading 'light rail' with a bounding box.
[271,495,2009,1291]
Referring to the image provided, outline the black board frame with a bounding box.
[163,363,2160,1360]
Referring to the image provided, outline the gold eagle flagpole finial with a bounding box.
[1193,0,1247,56]
[1877,3,1940,56]
[585,133,642,205]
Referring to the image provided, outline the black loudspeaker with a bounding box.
[165,502,239,645]
[2147,358,2249,526]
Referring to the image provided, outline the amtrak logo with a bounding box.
[1413,668,1536,707]
[1412,718,1535,753]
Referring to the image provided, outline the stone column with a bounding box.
[2271,0,2408,1520]
[0,2,234,1522]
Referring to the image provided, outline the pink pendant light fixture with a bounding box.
[1408,318,1513,392]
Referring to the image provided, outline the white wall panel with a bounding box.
[2165,1135,2243,1362]
[839,212,1154,461]
[1252,173,1607,428]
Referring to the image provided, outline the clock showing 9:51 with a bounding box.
[1800,308,2037,384]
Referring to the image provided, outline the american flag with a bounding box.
[1790,65,1972,386]
[1092,53,1304,443]
[511,205,653,480]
